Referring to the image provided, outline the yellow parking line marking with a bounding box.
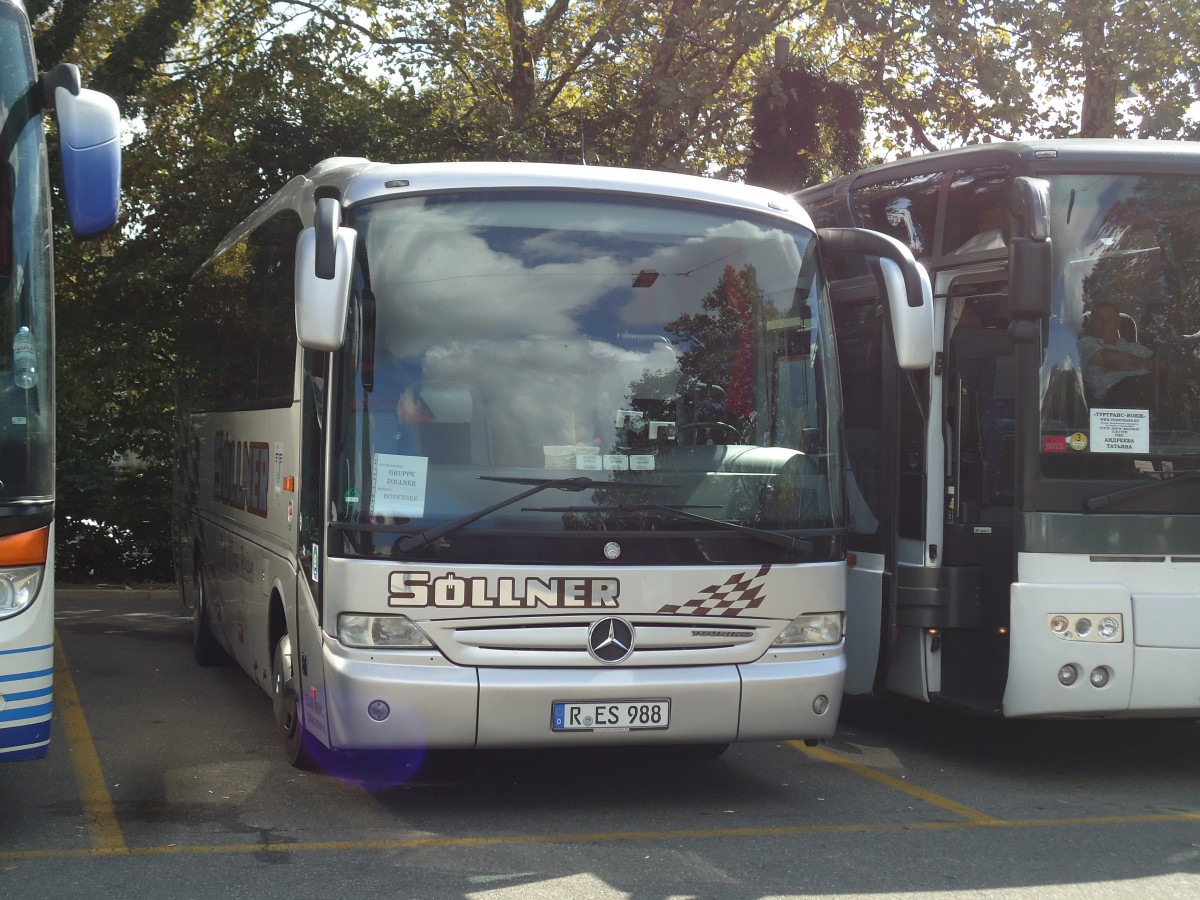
[54,631,129,855]
[1,812,1198,862]
[11,670,1196,866]
[792,741,1002,825]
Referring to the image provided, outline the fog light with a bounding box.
[1098,617,1120,640]
[1089,667,1111,688]
[812,694,830,716]
[367,700,391,721]
[1058,664,1079,686]
[1074,618,1092,638]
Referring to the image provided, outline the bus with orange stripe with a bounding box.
[1,0,120,761]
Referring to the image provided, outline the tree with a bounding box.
[50,3,448,580]
[33,0,1200,581]
[746,40,864,193]
[997,0,1200,140]
[360,0,831,173]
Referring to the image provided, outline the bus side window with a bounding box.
[849,172,943,259]
[943,167,1011,258]
[832,297,884,536]
[950,329,1016,522]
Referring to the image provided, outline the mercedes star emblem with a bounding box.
[587,617,635,664]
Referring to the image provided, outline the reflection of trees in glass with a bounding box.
[1079,177,1200,435]
[583,263,783,525]
[663,263,779,434]
[1081,178,1200,341]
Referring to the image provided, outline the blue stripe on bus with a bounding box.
[0,702,52,723]
[0,720,52,759]
[0,745,49,761]
[1,685,53,702]
[0,643,54,656]
[0,667,54,684]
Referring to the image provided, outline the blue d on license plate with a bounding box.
[552,699,670,732]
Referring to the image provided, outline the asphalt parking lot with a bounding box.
[2,588,1199,899]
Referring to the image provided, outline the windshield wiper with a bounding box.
[1085,471,1200,510]
[394,476,677,552]
[523,501,814,554]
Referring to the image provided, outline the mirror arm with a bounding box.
[40,63,81,109]
[314,197,340,280]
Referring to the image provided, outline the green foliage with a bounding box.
[747,65,864,193]
[50,5,448,582]
[31,0,1200,582]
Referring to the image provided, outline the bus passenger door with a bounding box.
[293,349,331,747]
[935,287,1016,713]
[832,284,895,696]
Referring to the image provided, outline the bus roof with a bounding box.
[204,160,813,271]
[318,159,807,215]
[795,138,1200,200]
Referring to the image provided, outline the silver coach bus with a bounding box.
[173,160,930,769]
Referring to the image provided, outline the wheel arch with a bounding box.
[268,583,291,662]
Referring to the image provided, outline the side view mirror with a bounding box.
[878,255,934,370]
[1008,176,1052,321]
[45,63,121,237]
[818,227,934,370]
[295,196,355,351]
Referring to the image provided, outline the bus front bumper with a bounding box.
[314,641,844,750]
[1007,582,1200,717]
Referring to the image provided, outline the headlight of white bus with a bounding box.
[0,567,43,620]
[337,614,433,649]
[772,612,843,647]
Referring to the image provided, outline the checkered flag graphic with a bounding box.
[656,564,771,617]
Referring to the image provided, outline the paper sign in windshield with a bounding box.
[1090,408,1149,454]
[371,454,428,517]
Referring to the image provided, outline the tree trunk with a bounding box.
[1078,10,1117,137]
[504,0,536,128]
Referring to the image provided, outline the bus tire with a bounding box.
[273,632,315,769]
[192,567,227,666]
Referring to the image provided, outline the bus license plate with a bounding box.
[552,699,670,732]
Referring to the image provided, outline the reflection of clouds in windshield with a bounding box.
[370,207,804,359]
[367,202,806,447]
[369,207,627,358]
[418,337,677,458]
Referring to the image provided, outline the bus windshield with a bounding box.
[1039,173,1200,489]
[330,190,842,563]
[0,3,53,508]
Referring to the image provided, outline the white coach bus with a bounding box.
[797,139,1200,717]
[1,0,120,761]
[173,159,931,768]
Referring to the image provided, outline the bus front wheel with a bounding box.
[272,632,315,769]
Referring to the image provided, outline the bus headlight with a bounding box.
[773,612,843,647]
[0,567,43,620]
[338,614,433,649]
